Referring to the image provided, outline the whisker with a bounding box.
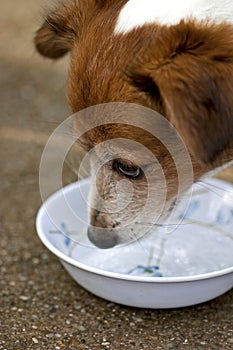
[135,221,195,227]
[132,235,150,254]
[196,181,233,199]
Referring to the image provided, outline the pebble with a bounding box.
[32,338,39,344]
[78,326,86,332]
[46,333,54,338]
[74,305,81,310]
[19,275,27,281]
[19,295,29,301]
[107,303,114,307]
[32,258,40,265]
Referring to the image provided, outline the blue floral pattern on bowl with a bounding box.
[128,265,163,277]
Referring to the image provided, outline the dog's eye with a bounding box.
[113,160,143,180]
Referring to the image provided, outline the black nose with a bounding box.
[87,226,118,249]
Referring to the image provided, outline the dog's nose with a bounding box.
[87,226,118,249]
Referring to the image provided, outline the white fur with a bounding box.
[115,0,233,34]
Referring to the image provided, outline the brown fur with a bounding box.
[35,2,233,162]
[35,1,233,247]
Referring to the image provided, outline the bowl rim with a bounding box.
[36,177,233,284]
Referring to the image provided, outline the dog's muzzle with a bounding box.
[87,226,119,249]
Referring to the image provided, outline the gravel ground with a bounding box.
[0,1,233,349]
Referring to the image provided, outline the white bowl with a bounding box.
[36,178,233,308]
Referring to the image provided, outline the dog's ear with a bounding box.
[129,22,233,165]
[34,1,97,59]
[34,3,77,59]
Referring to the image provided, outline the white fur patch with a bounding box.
[115,0,233,34]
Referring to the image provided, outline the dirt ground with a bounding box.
[0,1,233,349]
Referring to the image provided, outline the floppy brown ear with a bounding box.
[34,2,77,59]
[129,22,233,165]
[34,1,98,59]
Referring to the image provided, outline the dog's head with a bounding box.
[35,0,233,248]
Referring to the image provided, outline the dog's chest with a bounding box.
[115,0,233,34]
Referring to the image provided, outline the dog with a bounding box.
[35,0,233,248]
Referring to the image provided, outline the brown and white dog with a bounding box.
[35,0,233,248]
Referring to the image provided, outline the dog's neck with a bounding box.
[115,0,233,34]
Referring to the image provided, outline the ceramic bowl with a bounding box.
[36,178,233,308]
